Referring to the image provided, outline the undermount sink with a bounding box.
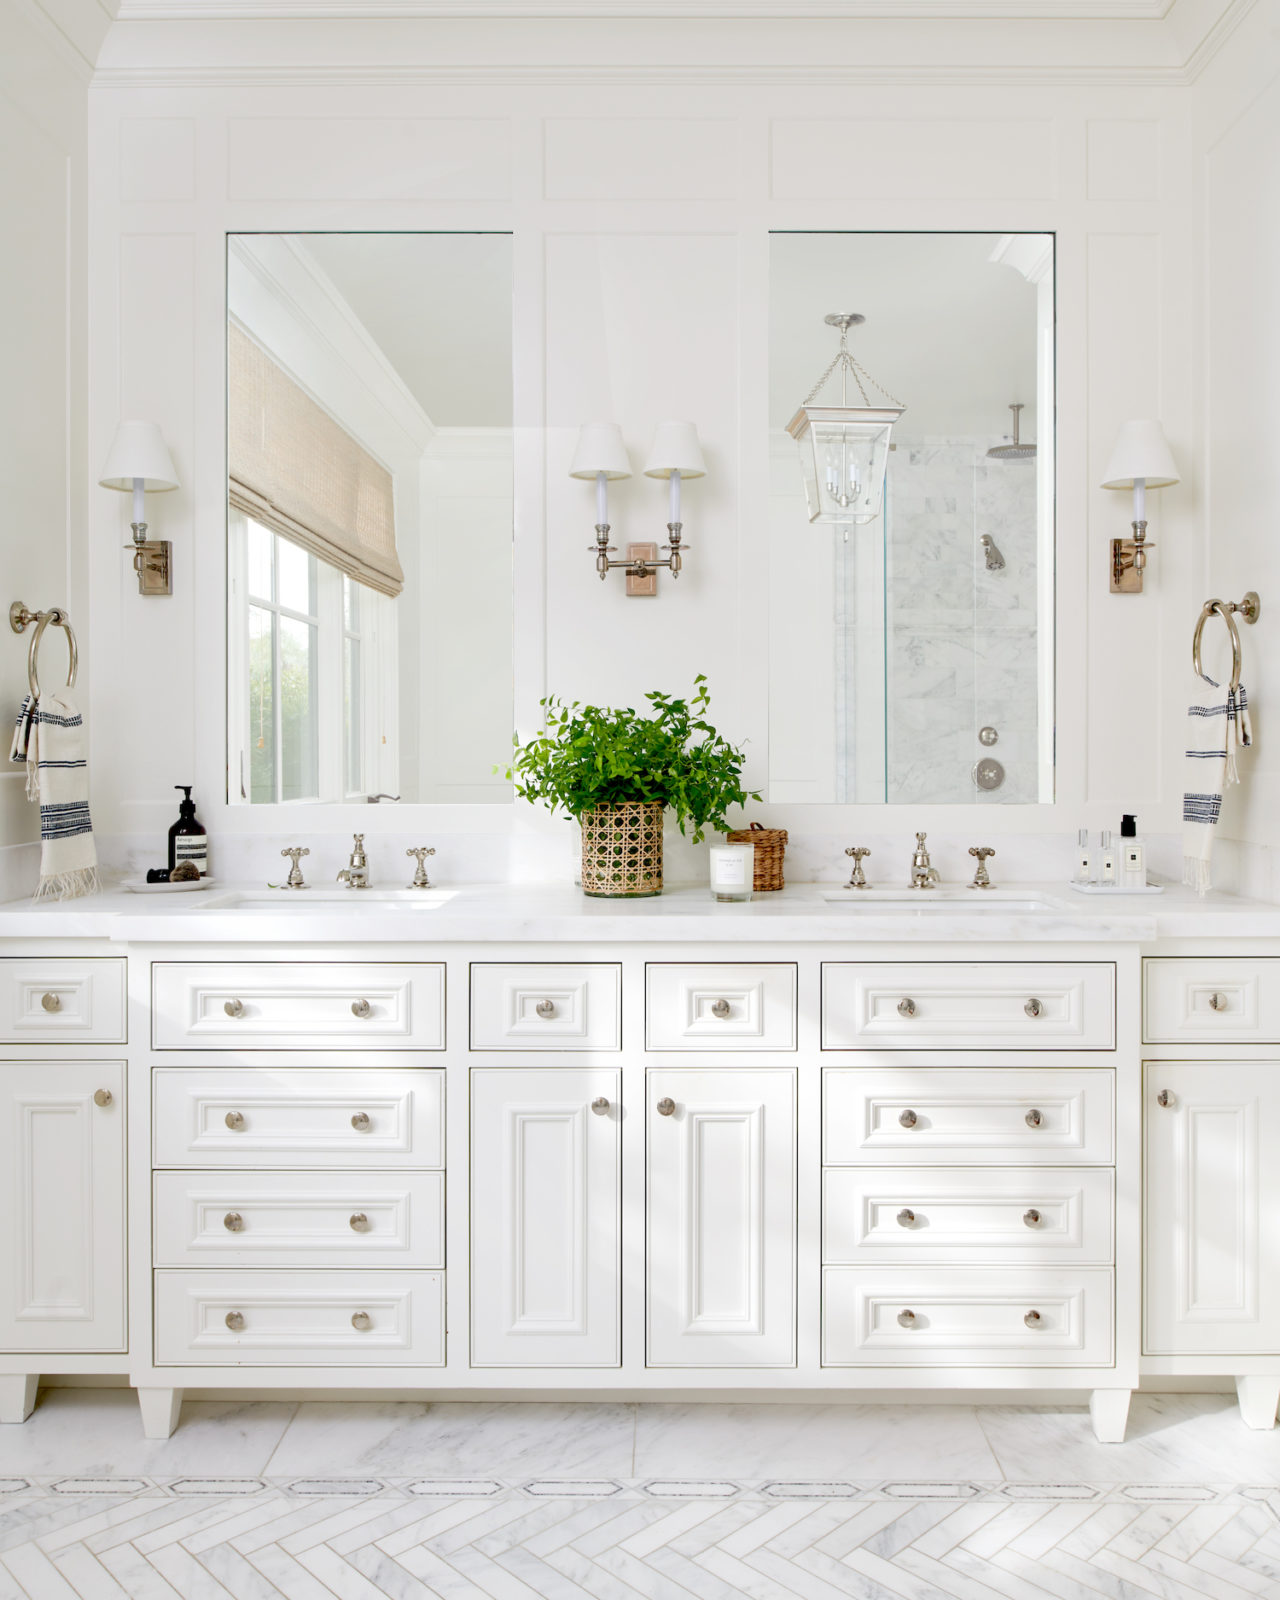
[200,888,458,911]
[820,889,1062,913]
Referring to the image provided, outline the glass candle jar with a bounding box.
[708,843,754,902]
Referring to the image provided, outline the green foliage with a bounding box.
[504,675,760,844]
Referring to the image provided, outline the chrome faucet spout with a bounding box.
[338,833,370,889]
[910,831,940,889]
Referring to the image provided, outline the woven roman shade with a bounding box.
[229,322,403,598]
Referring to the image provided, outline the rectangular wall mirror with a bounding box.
[226,233,513,806]
[768,232,1054,806]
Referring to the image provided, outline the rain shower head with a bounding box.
[987,402,1036,461]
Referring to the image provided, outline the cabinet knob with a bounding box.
[223,1212,244,1233]
[93,1088,113,1108]
[711,999,732,1019]
[351,998,372,1019]
[349,1213,370,1233]
[1157,1089,1175,1109]
[351,1112,372,1132]
[40,992,61,1013]
[897,998,917,1018]
[1209,991,1229,1012]
[1024,998,1043,1019]
[535,999,556,1019]
[657,1097,676,1117]
[225,1311,245,1332]
[897,1309,917,1328]
[1025,1109,1043,1129]
[898,1109,918,1129]
[224,1110,246,1131]
[1023,1208,1042,1227]
[896,1208,916,1227]
[351,1311,373,1332]
[1024,1309,1042,1328]
[591,1096,610,1116]
[223,998,245,1019]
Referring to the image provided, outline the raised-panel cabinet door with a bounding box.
[647,1067,796,1367]
[0,1062,125,1351]
[470,1068,620,1367]
[1145,1061,1280,1354]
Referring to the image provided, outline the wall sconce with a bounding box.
[98,421,180,596]
[571,420,705,595]
[1102,419,1180,594]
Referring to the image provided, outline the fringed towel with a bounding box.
[1183,677,1250,895]
[9,691,100,900]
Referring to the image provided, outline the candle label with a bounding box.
[712,852,748,887]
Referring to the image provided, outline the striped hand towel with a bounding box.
[9,691,100,900]
[1183,676,1250,895]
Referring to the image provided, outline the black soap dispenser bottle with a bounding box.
[169,786,209,877]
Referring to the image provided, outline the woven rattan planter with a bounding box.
[727,820,788,892]
[580,801,664,898]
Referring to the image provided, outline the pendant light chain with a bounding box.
[802,326,905,410]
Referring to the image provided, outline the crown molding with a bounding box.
[112,0,1175,17]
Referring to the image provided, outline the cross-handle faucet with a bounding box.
[406,846,436,889]
[843,846,871,889]
[280,846,310,889]
[910,832,941,889]
[969,846,996,889]
[336,833,369,889]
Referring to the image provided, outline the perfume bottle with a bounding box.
[1074,828,1094,885]
[1121,814,1146,889]
[1099,829,1117,887]
[168,785,209,877]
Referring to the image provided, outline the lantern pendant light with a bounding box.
[786,313,905,528]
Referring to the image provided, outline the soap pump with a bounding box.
[168,786,209,877]
[1120,814,1146,889]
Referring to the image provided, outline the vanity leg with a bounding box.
[137,1387,183,1439]
[1235,1376,1280,1430]
[0,1375,38,1424]
[1089,1388,1132,1443]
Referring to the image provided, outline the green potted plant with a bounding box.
[504,676,760,897]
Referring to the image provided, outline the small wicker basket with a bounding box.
[581,801,664,898]
[726,820,788,892]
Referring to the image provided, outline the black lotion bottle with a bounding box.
[168,786,209,876]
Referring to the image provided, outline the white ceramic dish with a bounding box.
[122,876,217,894]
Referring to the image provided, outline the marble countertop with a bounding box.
[1,878,1279,943]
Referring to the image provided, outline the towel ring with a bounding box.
[1192,591,1259,692]
[8,601,78,700]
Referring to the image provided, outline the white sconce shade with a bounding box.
[643,421,706,480]
[569,422,632,480]
[1102,420,1180,490]
[98,421,180,493]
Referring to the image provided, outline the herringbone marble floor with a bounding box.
[2,1391,1279,1598]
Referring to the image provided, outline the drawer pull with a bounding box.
[351,999,372,1019]
[224,1110,246,1131]
[93,1088,113,1108]
[535,999,557,1019]
[225,1311,245,1332]
[897,1309,917,1328]
[1209,991,1229,1012]
[896,1208,916,1227]
[897,998,917,1018]
[351,1311,373,1332]
[898,1109,918,1129]
[1157,1089,1175,1109]
[351,1112,372,1132]
[591,1096,611,1116]
[349,1213,370,1233]
[223,998,245,1019]
[1024,997,1043,1019]
[1024,1309,1042,1328]
[40,992,61,1013]
[711,999,732,1019]
[1023,1208,1042,1227]
[657,1097,676,1117]
[223,1212,244,1233]
[1025,1109,1043,1129]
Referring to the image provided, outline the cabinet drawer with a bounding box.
[151,962,444,1050]
[153,1171,444,1268]
[470,964,620,1051]
[154,1270,444,1366]
[822,1267,1114,1366]
[823,1168,1114,1264]
[1144,959,1280,1044]
[0,959,126,1044]
[822,963,1115,1050]
[153,1069,443,1168]
[824,1069,1114,1166]
[646,964,797,1051]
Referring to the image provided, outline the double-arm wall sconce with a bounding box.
[98,421,180,596]
[1102,419,1180,594]
[571,420,705,596]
